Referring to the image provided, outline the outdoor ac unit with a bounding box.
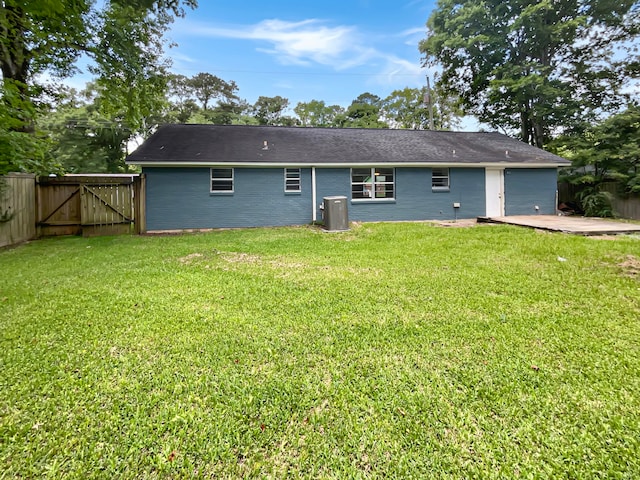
[323,196,349,231]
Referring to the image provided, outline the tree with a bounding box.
[189,73,238,111]
[420,0,640,147]
[550,104,640,216]
[40,84,135,173]
[165,74,200,122]
[293,100,344,127]
[340,93,388,128]
[0,0,197,174]
[252,96,290,125]
[555,104,640,182]
[382,86,463,130]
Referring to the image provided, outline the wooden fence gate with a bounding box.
[37,175,146,237]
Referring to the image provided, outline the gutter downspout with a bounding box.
[311,167,317,223]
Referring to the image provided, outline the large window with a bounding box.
[210,168,234,193]
[432,167,450,191]
[284,168,301,192]
[351,167,394,200]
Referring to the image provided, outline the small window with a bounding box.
[432,168,450,191]
[284,168,301,192]
[211,168,234,193]
[351,167,394,199]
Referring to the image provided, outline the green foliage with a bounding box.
[252,95,291,126]
[2,224,640,476]
[339,92,388,128]
[0,80,61,175]
[380,86,462,130]
[420,0,640,146]
[553,105,640,214]
[39,85,138,173]
[0,0,197,172]
[293,100,344,127]
[576,187,615,217]
[188,73,238,111]
[381,87,430,129]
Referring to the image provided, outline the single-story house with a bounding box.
[125,125,570,230]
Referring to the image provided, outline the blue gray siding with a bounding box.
[504,168,558,215]
[144,166,557,230]
[144,167,312,230]
[314,168,485,223]
[347,168,486,222]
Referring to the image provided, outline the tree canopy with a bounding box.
[420,0,640,147]
[0,0,197,174]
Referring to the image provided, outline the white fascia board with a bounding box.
[130,161,569,168]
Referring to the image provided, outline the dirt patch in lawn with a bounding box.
[433,219,478,228]
[178,253,205,264]
[618,255,640,279]
[220,252,263,264]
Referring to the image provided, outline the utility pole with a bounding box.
[424,76,435,130]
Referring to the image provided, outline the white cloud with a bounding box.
[177,18,432,91]
[187,19,358,68]
[398,27,425,37]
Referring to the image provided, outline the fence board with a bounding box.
[558,181,640,220]
[37,176,137,237]
[1,174,144,247]
[0,174,36,248]
[36,180,82,236]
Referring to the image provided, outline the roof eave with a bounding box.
[127,160,570,168]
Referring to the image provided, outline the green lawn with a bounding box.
[1,223,640,478]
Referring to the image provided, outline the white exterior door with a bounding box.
[485,169,504,217]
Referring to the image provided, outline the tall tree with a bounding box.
[165,73,199,122]
[0,0,197,174]
[340,92,388,128]
[189,73,238,111]
[252,96,290,125]
[294,100,344,127]
[420,0,640,147]
[555,104,640,189]
[40,84,136,173]
[382,86,463,130]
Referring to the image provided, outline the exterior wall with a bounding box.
[317,167,485,223]
[144,167,312,230]
[144,166,556,230]
[504,168,558,215]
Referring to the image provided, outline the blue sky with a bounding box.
[166,0,438,111]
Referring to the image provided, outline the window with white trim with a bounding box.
[210,168,234,193]
[284,168,301,192]
[351,167,395,199]
[432,167,450,191]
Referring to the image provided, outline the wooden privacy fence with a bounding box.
[0,173,37,248]
[558,181,640,220]
[600,182,640,220]
[37,175,146,237]
[0,174,146,248]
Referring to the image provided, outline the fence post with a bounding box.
[134,174,146,234]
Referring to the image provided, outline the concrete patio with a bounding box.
[477,215,640,235]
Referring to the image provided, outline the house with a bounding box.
[125,124,570,230]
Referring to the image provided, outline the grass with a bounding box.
[1,222,640,478]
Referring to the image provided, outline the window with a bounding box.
[432,168,450,191]
[284,168,301,192]
[351,167,394,200]
[210,168,234,193]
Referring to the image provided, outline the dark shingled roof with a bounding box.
[126,124,570,166]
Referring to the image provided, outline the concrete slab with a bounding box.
[477,215,640,235]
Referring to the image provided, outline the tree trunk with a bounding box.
[1,3,35,133]
[532,119,545,148]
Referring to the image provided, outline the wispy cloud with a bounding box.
[186,19,358,67]
[177,18,429,88]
